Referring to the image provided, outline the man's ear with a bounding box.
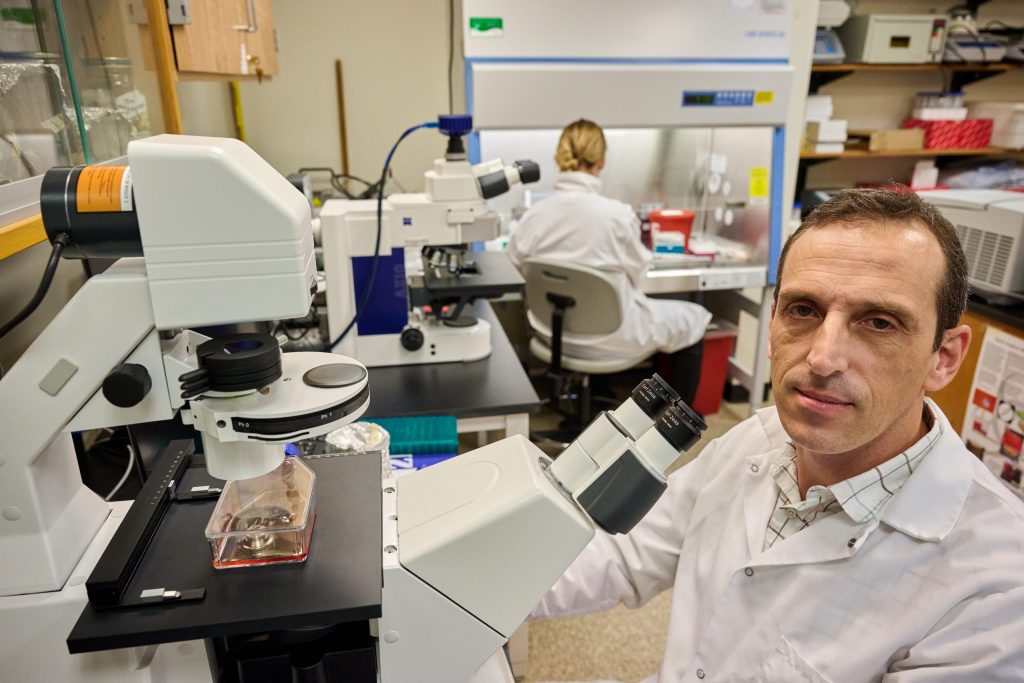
[924,324,971,393]
[767,302,777,361]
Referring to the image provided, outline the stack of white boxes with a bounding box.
[970,102,1024,150]
[804,95,848,154]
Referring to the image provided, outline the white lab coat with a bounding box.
[507,172,711,361]
[533,400,1024,682]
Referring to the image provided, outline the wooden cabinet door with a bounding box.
[136,0,277,79]
[172,0,249,75]
[243,0,278,79]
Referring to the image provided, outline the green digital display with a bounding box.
[684,93,716,105]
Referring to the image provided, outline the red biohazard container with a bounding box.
[648,209,696,252]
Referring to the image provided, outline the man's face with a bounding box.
[769,221,945,462]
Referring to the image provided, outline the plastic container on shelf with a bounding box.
[79,57,150,162]
[649,209,696,253]
[0,52,77,182]
[365,416,457,456]
[915,91,965,109]
[204,457,316,569]
[324,420,391,477]
[911,107,968,121]
[970,102,1024,150]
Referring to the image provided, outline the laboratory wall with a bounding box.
[178,82,238,139]
[234,0,464,193]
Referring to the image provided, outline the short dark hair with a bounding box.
[774,188,969,351]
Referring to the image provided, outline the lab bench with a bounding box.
[363,298,541,444]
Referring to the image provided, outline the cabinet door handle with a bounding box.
[247,53,264,83]
[233,0,258,32]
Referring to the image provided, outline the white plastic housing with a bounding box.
[396,435,594,637]
[0,262,159,596]
[319,184,498,364]
[920,190,1024,297]
[128,135,316,329]
[469,63,793,129]
[461,0,791,60]
[378,484,506,683]
[181,352,369,480]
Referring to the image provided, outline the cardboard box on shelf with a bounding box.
[851,128,925,152]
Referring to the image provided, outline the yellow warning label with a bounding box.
[76,166,129,213]
[754,91,774,105]
[749,167,769,206]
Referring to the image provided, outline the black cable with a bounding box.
[335,173,378,189]
[327,121,439,351]
[983,20,1024,32]
[276,317,314,341]
[297,166,379,200]
[0,234,68,341]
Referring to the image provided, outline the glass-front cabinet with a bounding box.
[0,0,160,185]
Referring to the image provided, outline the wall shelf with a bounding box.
[809,62,1021,92]
[800,146,1011,160]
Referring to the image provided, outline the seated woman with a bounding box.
[507,119,711,404]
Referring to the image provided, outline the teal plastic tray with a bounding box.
[364,416,458,455]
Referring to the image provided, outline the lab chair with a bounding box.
[522,258,649,440]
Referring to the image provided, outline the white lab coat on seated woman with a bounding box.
[507,171,711,362]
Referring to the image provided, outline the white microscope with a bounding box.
[0,135,705,683]
[320,114,539,367]
[0,135,371,681]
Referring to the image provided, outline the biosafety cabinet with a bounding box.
[463,0,795,411]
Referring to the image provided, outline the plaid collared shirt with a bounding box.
[763,407,942,551]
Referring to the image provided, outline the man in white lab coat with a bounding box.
[533,188,1024,681]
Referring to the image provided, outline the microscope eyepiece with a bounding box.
[653,402,707,454]
[630,373,682,420]
[514,160,541,184]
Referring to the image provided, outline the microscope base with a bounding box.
[354,318,492,367]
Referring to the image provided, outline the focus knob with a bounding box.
[400,327,425,351]
[102,363,152,408]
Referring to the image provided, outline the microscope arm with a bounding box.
[0,259,181,597]
[377,377,703,682]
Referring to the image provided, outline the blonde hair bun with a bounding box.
[555,119,606,173]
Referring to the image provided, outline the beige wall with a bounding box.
[235,0,463,193]
[178,81,237,138]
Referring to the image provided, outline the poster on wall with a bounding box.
[961,326,1024,501]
